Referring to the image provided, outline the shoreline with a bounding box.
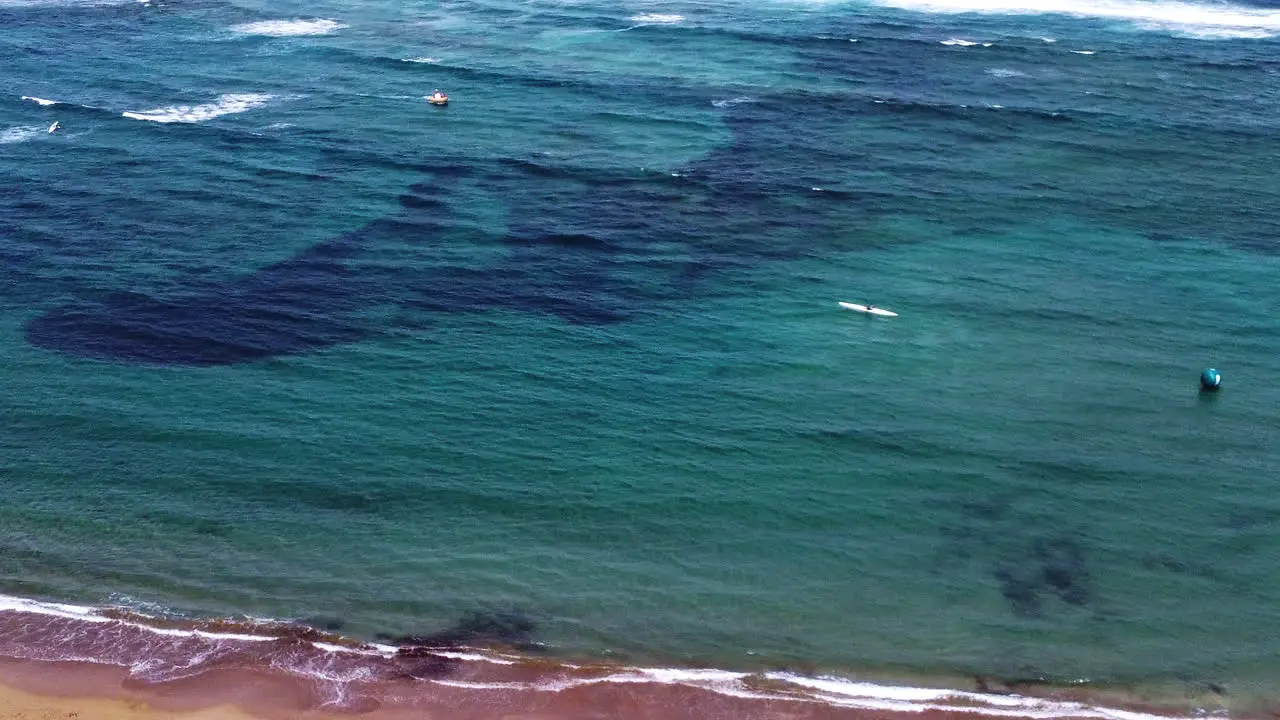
[0,592,1253,720]
[0,654,1244,720]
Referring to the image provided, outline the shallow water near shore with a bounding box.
[2,0,1279,715]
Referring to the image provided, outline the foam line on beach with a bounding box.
[0,594,1207,719]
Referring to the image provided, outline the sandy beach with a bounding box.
[0,657,264,720]
[0,683,257,720]
[0,691,252,720]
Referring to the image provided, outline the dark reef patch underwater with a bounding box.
[21,87,894,366]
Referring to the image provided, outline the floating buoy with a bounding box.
[1199,368,1221,392]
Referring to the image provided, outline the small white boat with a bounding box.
[839,301,897,317]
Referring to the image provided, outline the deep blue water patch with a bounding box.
[19,88,898,365]
[25,237,372,366]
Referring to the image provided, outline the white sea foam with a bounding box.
[429,650,518,664]
[403,56,441,63]
[868,0,1280,39]
[425,665,1204,720]
[1071,48,1096,53]
[1187,26,1270,37]
[629,12,684,23]
[711,96,754,107]
[231,18,346,37]
[0,593,384,653]
[763,673,1208,720]
[20,95,60,106]
[0,594,105,618]
[122,93,274,123]
[0,593,1208,720]
[987,67,1027,77]
[1,126,46,144]
[941,37,993,45]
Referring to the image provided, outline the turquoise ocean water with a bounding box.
[2,0,1280,709]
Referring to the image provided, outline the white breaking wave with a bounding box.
[428,650,518,665]
[122,93,274,123]
[0,126,44,144]
[629,12,684,23]
[403,56,441,63]
[20,95,60,106]
[867,0,1280,39]
[0,594,110,619]
[941,37,993,45]
[231,18,346,36]
[712,96,755,107]
[0,593,1210,720]
[1071,48,1097,53]
[0,593,384,653]
[987,67,1027,76]
[428,666,1208,720]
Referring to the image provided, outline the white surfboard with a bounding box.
[839,301,897,317]
[48,121,59,134]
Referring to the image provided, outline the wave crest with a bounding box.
[122,93,275,123]
[629,13,684,23]
[871,0,1280,39]
[231,18,347,37]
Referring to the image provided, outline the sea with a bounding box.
[1,0,1279,716]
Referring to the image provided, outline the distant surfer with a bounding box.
[427,89,449,106]
[48,121,59,134]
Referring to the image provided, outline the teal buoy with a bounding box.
[1199,368,1222,392]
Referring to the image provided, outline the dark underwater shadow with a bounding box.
[22,84,902,367]
[24,239,369,367]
